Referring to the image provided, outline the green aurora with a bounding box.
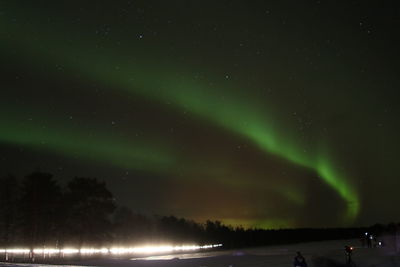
[0,4,363,227]
[0,113,175,172]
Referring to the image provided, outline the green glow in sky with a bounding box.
[0,115,174,172]
[83,60,360,222]
[0,7,360,226]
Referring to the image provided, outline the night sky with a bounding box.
[1,1,399,229]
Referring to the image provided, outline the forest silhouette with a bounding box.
[0,172,397,249]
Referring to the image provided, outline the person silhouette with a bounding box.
[293,251,308,267]
[345,246,355,266]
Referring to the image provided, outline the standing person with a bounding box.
[293,251,308,267]
[367,235,372,248]
[345,245,355,266]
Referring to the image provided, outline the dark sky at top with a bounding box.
[1,1,399,228]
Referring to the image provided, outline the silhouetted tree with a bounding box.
[113,206,154,245]
[0,175,20,246]
[19,171,62,248]
[65,177,115,246]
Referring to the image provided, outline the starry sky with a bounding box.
[1,1,399,229]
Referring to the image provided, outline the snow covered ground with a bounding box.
[1,238,399,267]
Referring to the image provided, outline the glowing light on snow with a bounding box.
[61,248,80,254]
[0,249,30,254]
[110,244,222,255]
[0,244,222,256]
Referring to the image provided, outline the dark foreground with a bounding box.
[1,239,400,267]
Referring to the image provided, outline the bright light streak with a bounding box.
[1,249,30,254]
[33,248,60,254]
[62,248,80,254]
[109,244,222,255]
[0,244,222,257]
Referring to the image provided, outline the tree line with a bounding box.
[0,172,116,248]
[0,171,397,249]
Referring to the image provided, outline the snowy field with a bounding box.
[1,238,400,267]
